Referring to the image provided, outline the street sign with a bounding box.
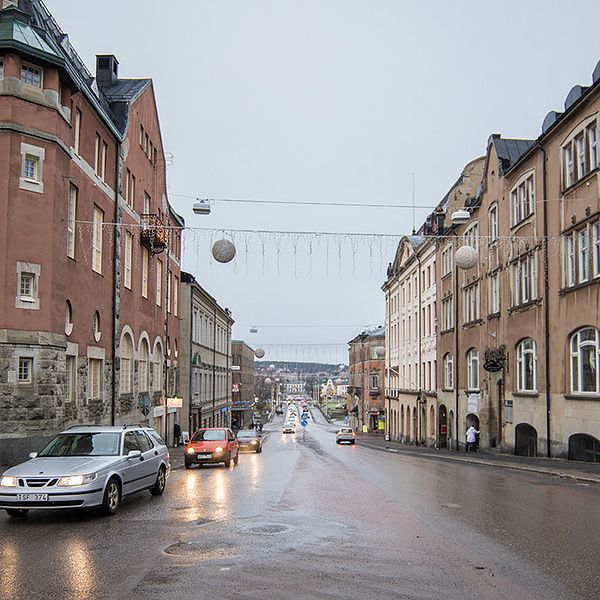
[300,419,308,427]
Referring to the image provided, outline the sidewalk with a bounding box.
[356,433,600,484]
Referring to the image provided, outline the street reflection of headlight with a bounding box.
[187,447,195,454]
[214,447,223,454]
[57,474,97,487]
[0,476,17,487]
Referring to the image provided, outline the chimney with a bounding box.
[96,55,119,88]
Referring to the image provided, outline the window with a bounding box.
[0,57,3,79]
[19,143,44,193]
[101,142,107,181]
[89,358,103,401]
[139,340,149,392]
[166,270,171,313]
[563,222,600,287]
[23,155,39,180]
[92,206,103,273]
[488,204,498,242]
[371,374,379,389]
[441,297,454,330]
[141,247,149,298]
[510,174,535,226]
[18,357,33,384]
[588,123,598,171]
[489,272,499,314]
[93,311,101,342]
[143,192,150,215]
[67,184,77,258]
[16,262,40,310]
[173,276,179,317]
[576,133,585,178]
[125,170,136,207]
[94,134,101,175]
[441,245,453,277]
[120,334,133,394]
[564,144,574,187]
[464,223,479,252]
[124,231,132,289]
[66,356,76,402]
[65,300,73,335]
[21,62,42,88]
[467,348,479,391]
[512,254,536,306]
[570,328,599,394]
[443,353,453,389]
[579,228,589,282]
[73,108,82,155]
[563,122,598,188]
[516,339,537,392]
[154,346,163,392]
[593,222,600,278]
[566,235,576,286]
[156,259,162,306]
[463,282,480,323]
[19,272,34,300]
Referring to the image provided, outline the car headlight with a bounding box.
[57,474,97,487]
[0,476,17,487]
[214,447,223,454]
[251,440,257,445]
[187,447,195,454]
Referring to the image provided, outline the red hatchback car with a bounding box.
[185,428,239,469]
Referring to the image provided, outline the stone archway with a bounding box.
[438,404,448,448]
[568,433,600,462]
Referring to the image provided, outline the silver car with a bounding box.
[0,425,170,518]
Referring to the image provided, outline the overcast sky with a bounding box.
[49,0,600,364]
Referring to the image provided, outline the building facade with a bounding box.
[347,328,385,432]
[231,341,255,430]
[179,272,233,435]
[0,0,182,464]
[435,60,600,459]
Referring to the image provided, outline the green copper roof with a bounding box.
[0,17,63,64]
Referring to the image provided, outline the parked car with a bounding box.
[336,427,356,444]
[236,430,263,453]
[185,428,239,468]
[0,425,170,518]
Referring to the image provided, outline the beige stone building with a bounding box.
[435,60,600,460]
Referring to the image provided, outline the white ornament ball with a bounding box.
[212,239,236,263]
[264,378,272,385]
[335,378,343,385]
[455,245,479,270]
[374,346,385,358]
[254,348,265,359]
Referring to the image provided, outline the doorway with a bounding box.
[515,423,537,457]
[438,404,447,448]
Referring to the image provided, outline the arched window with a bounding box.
[65,300,73,335]
[139,339,149,392]
[467,348,479,390]
[120,333,133,394]
[570,327,600,393]
[443,353,454,389]
[516,338,537,392]
[154,345,163,392]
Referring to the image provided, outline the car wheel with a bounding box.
[336,440,340,444]
[233,453,239,466]
[257,447,262,453]
[6,508,29,518]
[150,466,166,496]
[184,460,193,469]
[99,477,121,516]
[351,440,356,445]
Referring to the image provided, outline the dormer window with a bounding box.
[562,120,598,189]
[21,63,42,88]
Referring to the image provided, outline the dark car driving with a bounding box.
[236,430,262,453]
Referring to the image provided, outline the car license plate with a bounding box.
[197,453,212,458]
[16,493,48,502]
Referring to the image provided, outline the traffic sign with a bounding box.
[300,419,308,427]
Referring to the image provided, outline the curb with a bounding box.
[357,441,600,485]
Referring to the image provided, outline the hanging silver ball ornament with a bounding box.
[335,378,343,385]
[455,245,479,270]
[212,239,236,263]
[264,378,272,385]
[374,346,385,358]
[254,348,265,359]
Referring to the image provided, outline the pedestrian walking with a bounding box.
[466,425,479,452]
[174,422,182,447]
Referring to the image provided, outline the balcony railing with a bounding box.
[140,214,169,254]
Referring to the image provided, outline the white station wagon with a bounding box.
[0,425,170,518]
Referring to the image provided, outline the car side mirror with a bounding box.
[29,452,38,459]
[127,450,142,460]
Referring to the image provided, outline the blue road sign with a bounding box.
[300,419,308,428]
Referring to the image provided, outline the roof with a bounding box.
[0,14,61,63]
[491,137,536,175]
[101,79,151,134]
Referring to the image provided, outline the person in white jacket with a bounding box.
[466,425,479,452]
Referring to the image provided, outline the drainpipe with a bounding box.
[212,306,217,427]
[416,251,423,444]
[188,286,193,437]
[454,236,460,451]
[541,146,551,457]
[110,142,122,426]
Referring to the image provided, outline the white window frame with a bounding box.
[101,141,107,182]
[488,203,498,242]
[94,134,101,175]
[464,223,479,252]
[154,347,163,392]
[593,222,600,278]
[156,259,163,306]
[443,353,453,390]
[139,340,149,392]
[19,143,44,193]
[570,327,600,394]
[441,296,454,331]
[141,247,149,298]
[120,334,133,395]
[73,108,82,155]
[588,123,598,171]
[510,173,535,226]
[566,235,576,287]
[463,282,480,323]
[516,338,537,392]
[67,184,77,259]
[564,143,574,188]
[21,62,43,88]
[88,358,103,401]
[18,357,33,385]
[579,228,589,283]
[173,276,179,317]
[467,348,479,391]
[124,231,132,289]
[489,271,499,314]
[66,355,77,402]
[15,261,40,310]
[92,206,103,274]
[441,244,453,277]
[576,133,586,179]
[512,254,537,306]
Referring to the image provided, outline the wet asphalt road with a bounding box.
[1,408,599,600]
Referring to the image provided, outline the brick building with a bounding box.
[0,0,182,463]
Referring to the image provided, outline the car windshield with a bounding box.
[236,431,257,438]
[38,432,121,457]
[340,428,353,433]
[191,429,226,441]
